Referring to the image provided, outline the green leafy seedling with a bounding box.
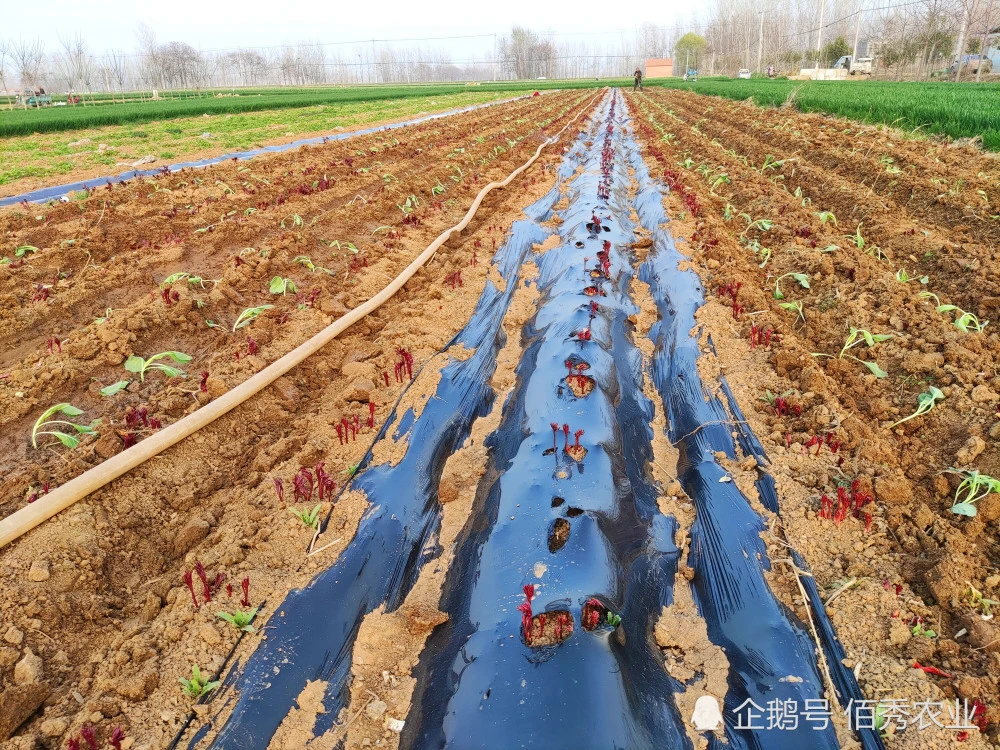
[895,269,928,284]
[815,211,837,226]
[217,607,260,632]
[919,292,988,332]
[31,403,99,449]
[99,380,130,397]
[605,611,622,628]
[124,351,191,382]
[16,245,39,257]
[967,582,1000,616]
[280,213,303,229]
[887,386,944,429]
[774,272,810,299]
[780,300,805,323]
[290,503,322,529]
[269,276,297,295]
[179,664,220,699]
[911,622,936,639]
[232,305,274,332]
[945,469,1000,517]
[812,327,893,378]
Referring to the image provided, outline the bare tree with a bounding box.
[12,37,45,107]
[0,38,13,107]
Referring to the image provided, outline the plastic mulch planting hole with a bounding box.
[566,374,595,398]
[550,496,565,508]
[582,286,604,297]
[548,518,570,552]
[524,609,574,647]
[566,507,584,518]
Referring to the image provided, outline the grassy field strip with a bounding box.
[648,78,1000,150]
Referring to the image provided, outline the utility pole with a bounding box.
[852,0,863,59]
[756,11,765,73]
[493,34,498,82]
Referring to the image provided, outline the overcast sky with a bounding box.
[5,0,701,58]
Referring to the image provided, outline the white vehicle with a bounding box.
[833,56,874,75]
[737,69,752,79]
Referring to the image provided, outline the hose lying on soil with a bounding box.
[0,90,603,551]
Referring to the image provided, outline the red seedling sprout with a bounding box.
[110,727,126,750]
[121,432,138,450]
[227,582,234,598]
[68,739,81,750]
[273,477,284,503]
[183,570,199,609]
[240,577,251,608]
[195,561,212,602]
[382,372,390,387]
[574,430,584,449]
[293,467,314,503]
[562,424,570,450]
[550,422,559,450]
[368,401,376,428]
[583,598,604,630]
[247,337,258,356]
[200,371,209,393]
[577,328,592,341]
[80,726,98,750]
[335,423,344,445]
[972,700,988,732]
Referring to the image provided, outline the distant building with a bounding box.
[645,58,674,78]
[986,26,1000,70]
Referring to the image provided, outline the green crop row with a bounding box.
[647,78,1000,151]
[0,79,632,138]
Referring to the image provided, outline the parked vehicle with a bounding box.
[737,68,752,79]
[833,56,874,75]
[15,90,51,107]
[951,54,993,75]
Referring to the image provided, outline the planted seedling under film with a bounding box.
[124,351,192,382]
[811,327,892,378]
[944,469,1000,517]
[180,664,220,698]
[31,403,99,449]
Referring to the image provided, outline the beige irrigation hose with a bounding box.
[0,89,604,550]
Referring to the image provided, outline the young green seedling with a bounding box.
[124,351,191,382]
[780,300,805,324]
[920,292,988,332]
[967,583,999,616]
[179,664,220,699]
[911,622,937,639]
[760,154,784,173]
[269,276,297,295]
[15,245,39,257]
[895,269,928,284]
[812,327,893,378]
[99,380,130,397]
[944,469,1000,517]
[709,173,730,193]
[280,213,303,229]
[815,211,837,226]
[31,403,99,449]
[773,272,810,299]
[232,305,274,332]
[217,607,261,632]
[887,386,944,429]
[739,214,774,238]
[290,503,322,529]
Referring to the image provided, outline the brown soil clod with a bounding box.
[548,518,571,552]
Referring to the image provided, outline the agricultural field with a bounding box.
[0,90,518,192]
[1,80,999,750]
[651,77,1000,150]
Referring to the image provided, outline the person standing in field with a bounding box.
[633,68,643,91]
